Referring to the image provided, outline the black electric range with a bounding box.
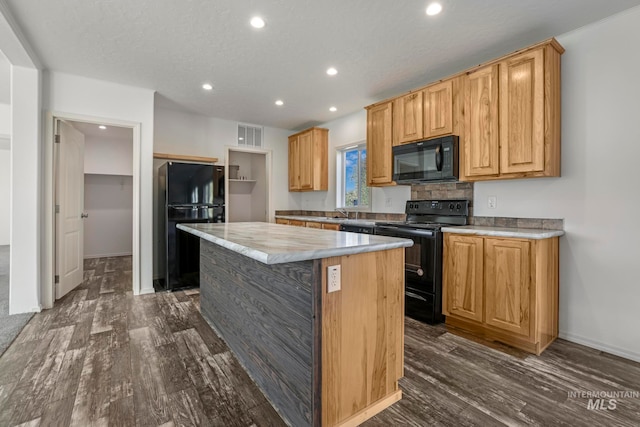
[376,199,469,324]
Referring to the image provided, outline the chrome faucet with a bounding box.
[335,208,349,218]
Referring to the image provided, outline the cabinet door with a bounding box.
[288,137,300,191]
[394,92,423,144]
[298,131,314,190]
[464,65,500,177]
[443,234,484,323]
[306,221,322,229]
[289,220,305,227]
[321,223,341,231]
[424,80,453,138]
[485,238,531,336]
[366,102,394,186]
[275,218,290,225]
[500,48,544,174]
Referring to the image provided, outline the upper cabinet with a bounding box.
[461,42,563,181]
[424,80,454,138]
[394,91,423,145]
[288,127,328,192]
[463,64,500,177]
[365,38,564,184]
[366,101,395,187]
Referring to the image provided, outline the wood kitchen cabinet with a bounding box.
[460,41,563,181]
[424,80,454,139]
[443,235,484,323]
[288,127,328,192]
[394,91,423,144]
[443,233,559,355]
[366,101,395,187]
[276,218,342,230]
[462,64,500,178]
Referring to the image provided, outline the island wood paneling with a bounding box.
[321,248,404,427]
[199,240,317,427]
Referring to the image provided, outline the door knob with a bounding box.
[81,213,89,218]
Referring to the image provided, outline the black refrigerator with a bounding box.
[158,162,225,291]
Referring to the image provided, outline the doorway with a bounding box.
[225,146,272,223]
[43,113,141,308]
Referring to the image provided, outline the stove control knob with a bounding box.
[456,203,461,210]
[449,203,454,210]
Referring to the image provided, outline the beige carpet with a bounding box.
[0,246,34,356]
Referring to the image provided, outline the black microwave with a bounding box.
[392,135,459,183]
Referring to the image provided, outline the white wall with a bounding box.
[0,145,9,245]
[46,71,155,294]
[0,103,9,246]
[10,65,41,313]
[84,135,133,175]
[0,102,10,135]
[84,174,133,258]
[291,109,411,213]
[473,8,640,362]
[152,106,292,278]
[228,150,267,222]
[83,132,133,258]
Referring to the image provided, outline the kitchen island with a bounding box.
[177,222,412,427]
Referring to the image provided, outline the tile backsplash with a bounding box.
[277,180,563,231]
[469,216,564,230]
[411,182,474,204]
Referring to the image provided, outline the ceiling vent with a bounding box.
[237,124,263,148]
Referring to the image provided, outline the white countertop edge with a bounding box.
[178,224,413,264]
[275,215,377,226]
[441,225,565,239]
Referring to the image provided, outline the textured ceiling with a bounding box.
[3,0,640,130]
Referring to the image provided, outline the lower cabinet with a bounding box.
[276,219,342,230]
[443,233,559,355]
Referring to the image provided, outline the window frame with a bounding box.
[336,141,370,210]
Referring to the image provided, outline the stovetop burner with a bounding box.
[376,199,470,229]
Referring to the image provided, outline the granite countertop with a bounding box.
[275,215,377,226]
[441,225,565,240]
[177,222,413,264]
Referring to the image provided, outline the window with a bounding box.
[337,142,369,208]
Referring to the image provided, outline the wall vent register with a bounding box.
[238,124,263,148]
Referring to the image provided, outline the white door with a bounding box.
[56,120,85,299]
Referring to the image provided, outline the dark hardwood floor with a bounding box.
[0,256,638,426]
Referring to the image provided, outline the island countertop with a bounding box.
[177,221,413,264]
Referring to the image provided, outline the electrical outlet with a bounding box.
[327,265,341,293]
[488,196,497,209]
[385,197,392,208]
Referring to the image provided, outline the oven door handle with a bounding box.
[406,290,427,301]
[376,225,435,238]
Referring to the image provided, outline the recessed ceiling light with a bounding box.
[239,137,244,141]
[250,16,265,29]
[326,67,338,76]
[329,106,337,112]
[202,83,213,91]
[98,125,106,130]
[426,2,442,16]
[275,100,284,106]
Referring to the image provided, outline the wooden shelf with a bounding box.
[153,152,218,163]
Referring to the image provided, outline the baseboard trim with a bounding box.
[84,252,132,259]
[139,286,155,295]
[559,331,640,363]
